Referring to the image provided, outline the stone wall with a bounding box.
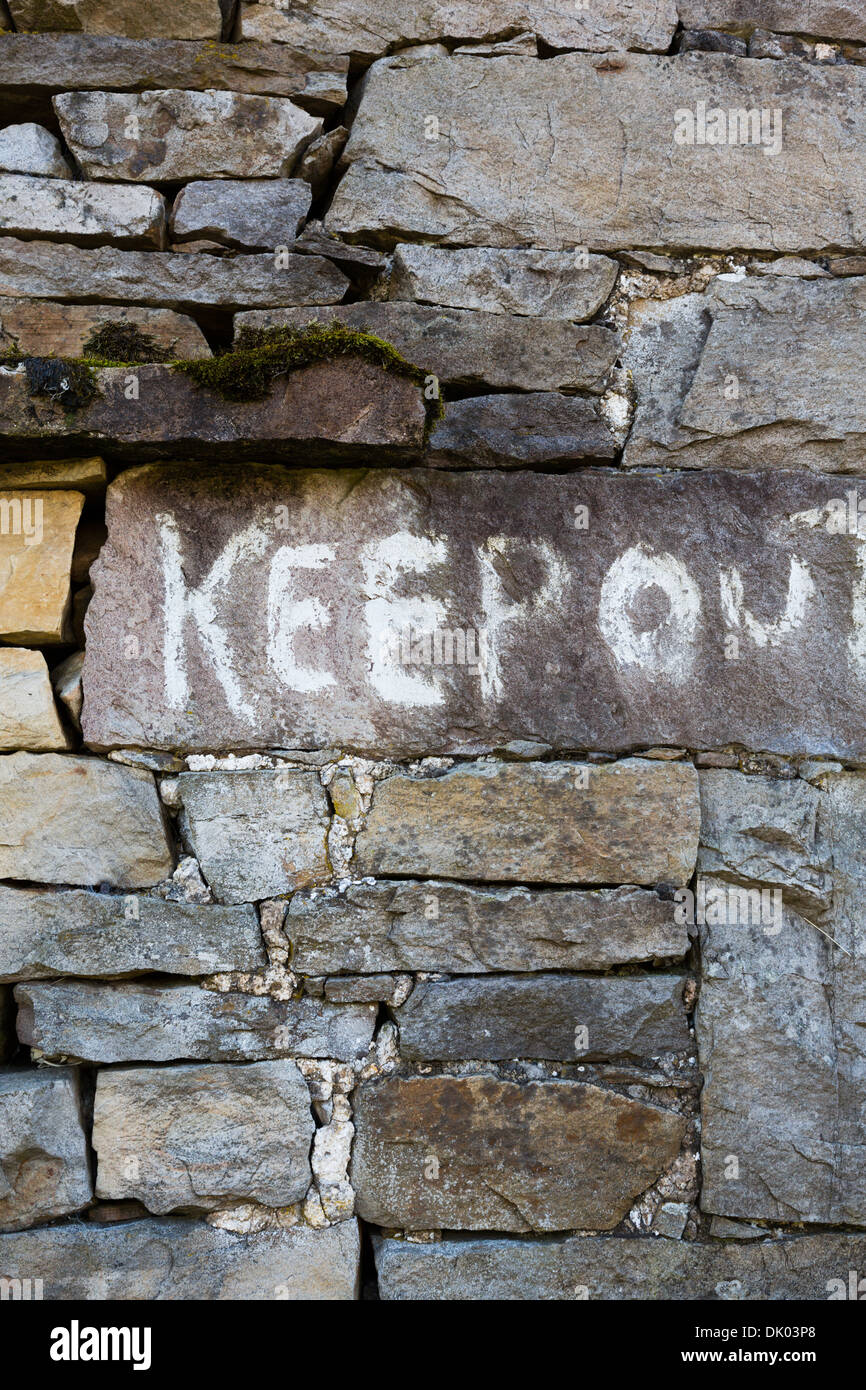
[1,1,866,1303]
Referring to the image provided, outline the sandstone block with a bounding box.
[0,649,68,750]
[678,1,866,45]
[0,459,106,493]
[0,1066,92,1232]
[0,299,209,359]
[0,489,83,643]
[8,0,224,39]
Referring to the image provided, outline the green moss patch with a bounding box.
[82,322,171,365]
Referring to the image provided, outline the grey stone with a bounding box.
[374,1231,866,1300]
[7,0,224,39]
[677,1,866,45]
[296,127,348,201]
[0,174,166,248]
[426,393,617,467]
[54,89,322,181]
[234,303,618,393]
[171,180,312,252]
[0,1067,92,1231]
[0,753,173,888]
[288,882,689,975]
[15,980,378,1063]
[0,886,265,983]
[389,245,618,320]
[324,974,411,1005]
[0,123,71,178]
[679,28,748,55]
[327,51,866,252]
[0,299,209,359]
[395,973,690,1062]
[0,1216,361,1299]
[93,1061,314,1213]
[178,770,332,903]
[0,649,68,751]
[352,1074,686,1231]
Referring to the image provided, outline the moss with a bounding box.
[82,321,171,365]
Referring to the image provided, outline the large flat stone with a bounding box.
[8,0,224,39]
[0,1216,361,1299]
[234,304,617,392]
[352,1074,686,1231]
[0,649,68,751]
[93,1062,314,1213]
[0,887,265,982]
[356,760,699,886]
[0,753,173,888]
[389,245,618,320]
[0,1067,92,1231]
[425,393,617,467]
[624,276,866,473]
[177,770,332,902]
[55,89,322,181]
[678,1,866,45]
[374,1231,866,1300]
[288,882,688,974]
[78,464,866,758]
[0,300,209,359]
[15,980,377,1063]
[0,489,83,643]
[327,51,866,252]
[171,179,312,251]
[0,174,166,248]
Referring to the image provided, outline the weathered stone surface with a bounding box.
[8,0,224,39]
[0,887,265,982]
[0,174,166,248]
[324,973,410,1005]
[0,1216,361,1298]
[15,980,377,1063]
[698,770,833,914]
[352,1074,686,1230]
[426,393,617,467]
[0,123,71,178]
[240,1,678,59]
[296,127,348,200]
[79,464,866,758]
[395,973,689,1062]
[0,1067,92,1231]
[624,276,866,472]
[289,882,687,975]
[678,1,866,45]
[0,458,106,493]
[177,771,332,902]
[55,90,322,182]
[0,649,68,750]
[328,51,866,252]
[172,179,311,252]
[374,1231,866,1300]
[234,303,617,392]
[0,489,83,643]
[0,753,173,887]
[356,761,699,886]
[0,299,209,359]
[390,245,617,320]
[93,1062,314,1213]
[50,649,82,726]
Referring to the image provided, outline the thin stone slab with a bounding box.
[0,1067,92,1232]
[351,1074,686,1231]
[0,174,166,248]
[0,458,106,493]
[15,980,378,1063]
[389,245,618,320]
[79,464,866,758]
[327,51,866,252]
[0,300,209,359]
[0,649,68,750]
[288,882,688,975]
[171,179,312,251]
[7,0,224,39]
[426,393,617,467]
[0,1216,361,1299]
[0,489,83,643]
[678,1,866,45]
[0,886,265,982]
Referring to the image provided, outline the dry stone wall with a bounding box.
[1,0,866,1304]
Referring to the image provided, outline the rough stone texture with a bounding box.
[389,245,618,320]
[355,760,700,886]
[77,464,866,758]
[171,179,312,251]
[7,0,224,39]
[93,1062,314,1213]
[0,1067,92,1232]
[0,1216,361,1299]
[54,90,322,182]
[50,649,82,726]
[426,394,617,467]
[15,980,377,1063]
[296,127,347,200]
[0,300,210,359]
[0,239,348,311]
[0,174,166,248]
[677,1,866,45]
[178,771,332,902]
[624,276,866,473]
[288,882,689,975]
[0,649,68,751]
[395,973,690,1062]
[0,458,106,494]
[327,52,866,253]
[352,1074,686,1231]
[234,304,617,392]
[0,123,71,178]
[0,753,173,888]
[0,489,83,643]
[0,887,265,982]
[374,1232,866,1300]
[239,1,679,59]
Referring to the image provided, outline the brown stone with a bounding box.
[0,489,83,643]
[0,458,106,494]
[7,0,224,40]
[0,300,209,359]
